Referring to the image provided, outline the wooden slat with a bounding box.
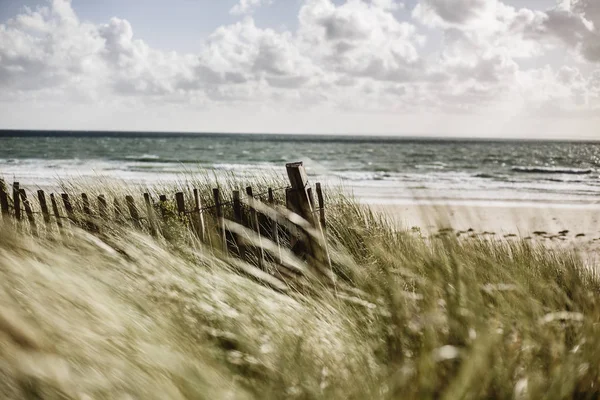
[213,188,227,252]
[98,195,108,220]
[61,193,77,225]
[0,180,10,219]
[193,189,206,242]
[37,190,51,224]
[175,192,185,217]
[159,195,168,219]
[268,187,282,264]
[125,195,140,229]
[246,186,264,268]
[315,182,326,231]
[20,189,37,234]
[232,190,246,259]
[81,193,96,231]
[144,193,156,236]
[13,182,21,221]
[50,194,63,231]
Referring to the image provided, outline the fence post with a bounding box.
[0,180,9,219]
[246,186,264,268]
[193,189,206,242]
[20,189,37,234]
[158,195,168,219]
[232,190,247,259]
[13,182,21,221]
[50,194,63,233]
[114,198,123,223]
[81,193,96,231]
[175,192,185,218]
[37,190,51,225]
[213,188,227,252]
[285,162,329,268]
[125,196,140,229]
[144,193,157,236]
[61,193,77,225]
[315,183,326,232]
[98,195,108,221]
[268,187,282,264]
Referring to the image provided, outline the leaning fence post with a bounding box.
[125,195,141,229]
[268,187,282,264]
[61,193,77,225]
[213,188,227,252]
[37,190,51,225]
[98,195,108,221]
[193,189,206,242]
[246,186,264,268]
[175,192,186,218]
[50,193,63,234]
[81,193,96,231]
[144,193,157,236]
[13,182,21,221]
[20,189,37,234]
[286,162,329,268]
[315,183,326,232]
[232,190,247,259]
[0,180,9,219]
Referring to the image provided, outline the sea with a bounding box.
[1,130,600,207]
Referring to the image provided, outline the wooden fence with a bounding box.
[0,162,329,284]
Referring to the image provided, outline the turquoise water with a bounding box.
[1,131,600,205]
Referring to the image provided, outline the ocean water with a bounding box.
[1,131,600,206]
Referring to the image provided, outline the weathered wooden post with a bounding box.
[213,188,227,252]
[232,190,247,259]
[144,193,156,236]
[61,193,77,225]
[114,198,123,223]
[285,162,329,267]
[193,189,206,242]
[268,187,282,264]
[81,193,97,231]
[246,186,264,268]
[13,182,21,221]
[98,195,108,221]
[20,189,37,234]
[125,195,140,229]
[37,190,51,225]
[175,192,185,218]
[315,182,326,232]
[50,194,63,233]
[0,180,10,219]
[158,195,168,220]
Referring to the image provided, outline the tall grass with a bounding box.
[1,176,600,399]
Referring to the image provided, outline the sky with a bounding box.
[0,0,599,138]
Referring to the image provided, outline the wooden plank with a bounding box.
[61,193,77,225]
[285,162,329,267]
[315,182,326,231]
[20,189,37,234]
[125,195,141,229]
[37,190,51,224]
[13,182,21,221]
[213,188,227,252]
[50,193,63,232]
[268,187,282,264]
[175,192,185,217]
[232,190,246,259]
[98,195,108,220]
[81,193,96,231]
[246,186,264,268]
[0,180,10,219]
[144,193,156,236]
[193,189,206,242]
[114,198,123,223]
[159,195,168,219]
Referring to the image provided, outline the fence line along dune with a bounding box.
[1,162,600,399]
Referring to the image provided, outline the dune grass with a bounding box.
[1,176,600,399]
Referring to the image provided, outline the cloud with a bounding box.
[230,0,273,16]
[0,0,598,136]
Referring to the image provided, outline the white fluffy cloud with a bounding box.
[0,0,598,137]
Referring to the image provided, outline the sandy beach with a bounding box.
[371,202,600,257]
